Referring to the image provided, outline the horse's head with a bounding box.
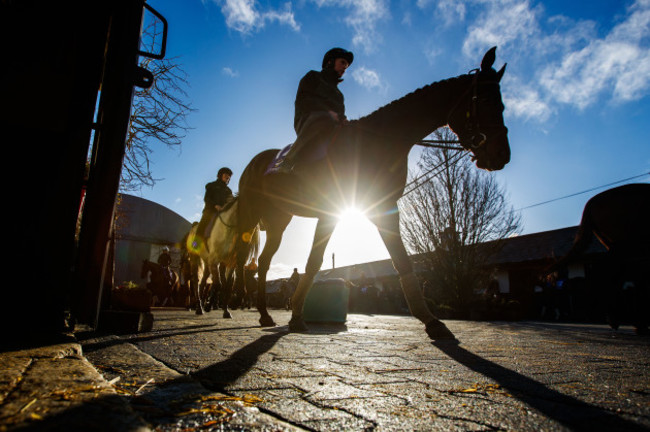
[141,259,155,279]
[448,47,510,171]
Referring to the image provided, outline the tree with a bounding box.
[399,127,521,312]
[120,17,195,192]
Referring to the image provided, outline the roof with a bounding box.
[482,226,606,266]
[115,194,191,245]
[316,259,397,281]
[308,226,608,282]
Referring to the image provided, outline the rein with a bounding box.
[218,211,237,229]
[416,139,464,151]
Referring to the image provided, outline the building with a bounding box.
[307,226,609,319]
[113,194,192,288]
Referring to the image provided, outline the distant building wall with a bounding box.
[114,194,191,287]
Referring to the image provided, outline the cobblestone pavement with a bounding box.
[84,309,650,431]
[2,308,649,431]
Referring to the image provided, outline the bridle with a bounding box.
[447,68,503,151]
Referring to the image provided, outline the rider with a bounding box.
[157,245,173,281]
[277,47,353,173]
[194,167,234,250]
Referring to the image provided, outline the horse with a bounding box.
[140,259,180,307]
[550,183,650,334]
[234,47,510,340]
[181,226,210,313]
[185,197,260,318]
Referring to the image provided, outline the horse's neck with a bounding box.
[356,74,470,148]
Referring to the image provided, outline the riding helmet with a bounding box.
[322,48,354,69]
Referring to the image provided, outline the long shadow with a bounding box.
[79,324,261,353]
[191,327,289,391]
[11,327,290,431]
[432,340,648,431]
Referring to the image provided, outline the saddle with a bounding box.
[266,117,340,176]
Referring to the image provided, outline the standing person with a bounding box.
[289,268,300,290]
[277,47,354,173]
[193,167,233,250]
[287,268,300,310]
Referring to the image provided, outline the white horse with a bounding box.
[186,198,260,317]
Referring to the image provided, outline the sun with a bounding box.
[325,206,389,267]
[338,207,367,225]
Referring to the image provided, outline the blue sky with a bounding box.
[137,0,650,280]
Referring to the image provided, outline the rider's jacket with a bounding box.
[294,68,346,136]
[203,178,233,211]
[157,252,172,268]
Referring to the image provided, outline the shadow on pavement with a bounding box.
[192,322,348,391]
[10,327,289,431]
[432,340,647,431]
[79,324,261,353]
[192,327,288,391]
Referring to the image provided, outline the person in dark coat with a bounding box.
[194,167,233,250]
[278,47,353,172]
[157,245,173,287]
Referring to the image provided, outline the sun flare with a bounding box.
[326,207,389,267]
[338,207,366,223]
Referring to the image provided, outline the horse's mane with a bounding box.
[356,74,468,128]
[222,195,239,213]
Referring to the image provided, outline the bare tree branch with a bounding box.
[120,16,196,192]
[399,127,521,311]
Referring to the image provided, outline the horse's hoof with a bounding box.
[288,316,308,333]
[223,310,232,319]
[195,306,204,315]
[259,315,276,327]
[425,319,456,341]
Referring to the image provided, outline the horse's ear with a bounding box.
[481,46,497,71]
[496,63,507,82]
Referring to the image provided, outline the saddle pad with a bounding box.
[264,133,335,176]
[265,143,293,175]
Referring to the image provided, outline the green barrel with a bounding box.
[303,278,349,323]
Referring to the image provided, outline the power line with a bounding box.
[515,172,650,212]
[403,150,467,196]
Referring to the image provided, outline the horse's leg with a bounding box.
[206,262,221,313]
[197,264,210,314]
[231,245,250,315]
[374,212,456,340]
[289,218,336,332]
[256,218,291,326]
[218,264,233,319]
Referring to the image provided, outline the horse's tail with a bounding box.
[247,224,260,265]
[237,149,280,233]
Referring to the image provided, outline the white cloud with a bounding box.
[267,262,296,281]
[311,0,389,53]
[222,67,239,77]
[539,0,650,109]
[351,66,386,92]
[217,0,300,34]
[422,0,466,27]
[448,0,650,121]
[462,0,540,59]
[502,77,553,122]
